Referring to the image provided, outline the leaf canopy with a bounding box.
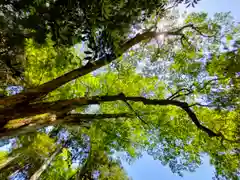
[0,1,240,180]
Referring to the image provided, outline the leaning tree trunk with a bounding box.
[29,144,64,180]
[0,25,208,135]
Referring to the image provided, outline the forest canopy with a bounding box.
[0,0,239,180]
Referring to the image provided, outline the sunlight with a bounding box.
[156,34,165,42]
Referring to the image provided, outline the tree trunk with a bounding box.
[0,154,20,171]
[76,142,93,180]
[0,113,133,139]
[29,144,64,180]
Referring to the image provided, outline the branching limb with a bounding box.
[170,23,216,37]
[168,77,231,102]
[120,93,149,126]
[7,94,233,140]
[167,88,194,100]
[0,22,216,108]
[2,93,239,144]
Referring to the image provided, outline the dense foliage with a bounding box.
[0,0,239,180]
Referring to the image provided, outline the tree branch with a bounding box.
[0,23,209,108]
[1,94,226,138]
[1,93,238,143]
[167,88,194,100]
[121,98,149,126]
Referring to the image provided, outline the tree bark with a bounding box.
[0,113,133,139]
[0,25,207,132]
[0,30,162,128]
[1,93,220,138]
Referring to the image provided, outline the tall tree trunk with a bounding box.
[76,142,93,180]
[0,32,152,128]
[29,145,64,180]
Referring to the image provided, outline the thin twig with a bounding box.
[167,88,193,100]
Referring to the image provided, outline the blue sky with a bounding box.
[123,0,240,179]
[123,153,214,180]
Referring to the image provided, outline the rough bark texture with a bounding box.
[0,30,158,108]
[0,113,133,139]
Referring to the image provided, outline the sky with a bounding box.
[123,0,240,180]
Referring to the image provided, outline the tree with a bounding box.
[0,0,199,117]
[0,0,240,180]
[0,132,58,179]
[0,125,132,180]
[75,132,130,180]
[29,141,67,180]
[0,0,173,90]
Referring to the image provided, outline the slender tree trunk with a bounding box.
[0,154,20,171]
[29,144,64,180]
[76,142,93,180]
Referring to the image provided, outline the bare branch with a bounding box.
[170,24,216,38]
[168,77,231,102]
[190,25,216,38]
[2,92,239,144]
[3,94,228,138]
